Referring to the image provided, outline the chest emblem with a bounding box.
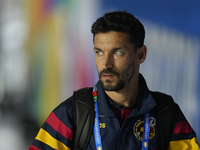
[133,117,156,140]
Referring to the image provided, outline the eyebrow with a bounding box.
[94,47,101,51]
[94,47,123,51]
[112,47,122,51]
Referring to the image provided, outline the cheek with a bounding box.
[116,59,131,69]
[95,56,104,67]
[117,60,135,72]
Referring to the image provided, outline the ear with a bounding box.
[136,45,147,64]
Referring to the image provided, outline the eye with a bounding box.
[96,51,103,56]
[115,51,122,55]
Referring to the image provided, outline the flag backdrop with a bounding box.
[25,0,99,125]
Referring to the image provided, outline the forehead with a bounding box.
[94,31,132,48]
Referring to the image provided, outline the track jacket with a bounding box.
[29,75,200,150]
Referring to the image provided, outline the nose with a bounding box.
[103,54,114,69]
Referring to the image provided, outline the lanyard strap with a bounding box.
[142,110,151,150]
[92,85,151,150]
[93,85,103,150]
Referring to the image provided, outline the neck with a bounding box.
[105,74,140,107]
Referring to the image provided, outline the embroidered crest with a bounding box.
[133,117,156,140]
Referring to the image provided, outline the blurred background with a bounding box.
[0,0,199,149]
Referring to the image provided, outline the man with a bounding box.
[29,11,200,150]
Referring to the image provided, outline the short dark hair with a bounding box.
[91,11,145,51]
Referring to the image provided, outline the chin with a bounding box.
[102,82,124,91]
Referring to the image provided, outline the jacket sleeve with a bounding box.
[29,97,74,150]
[168,105,200,150]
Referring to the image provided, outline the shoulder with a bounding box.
[50,96,74,128]
[151,91,178,112]
[151,91,174,103]
[31,96,75,149]
[53,96,73,114]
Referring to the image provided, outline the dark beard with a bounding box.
[100,78,125,91]
[99,62,135,91]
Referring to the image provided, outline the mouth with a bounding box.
[99,69,120,81]
[102,74,115,80]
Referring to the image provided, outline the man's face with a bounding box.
[94,31,138,91]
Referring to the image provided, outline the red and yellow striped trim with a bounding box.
[35,128,71,150]
[46,112,73,141]
[168,137,200,150]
